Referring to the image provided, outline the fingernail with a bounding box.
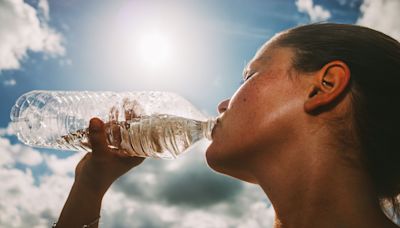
[89,118,102,132]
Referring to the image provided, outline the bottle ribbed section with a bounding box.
[10,90,214,159]
[10,91,114,151]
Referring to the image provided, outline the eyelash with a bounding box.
[239,72,255,85]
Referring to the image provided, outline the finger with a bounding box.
[124,156,146,167]
[111,122,122,147]
[109,147,145,162]
[124,109,138,121]
[124,99,140,121]
[82,152,91,160]
[114,150,146,166]
[88,118,108,155]
[104,121,122,148]
[109,148,131,158]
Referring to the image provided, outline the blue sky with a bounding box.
[0,0,399,227]
[0,0,366,127]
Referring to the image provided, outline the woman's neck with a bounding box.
[251,141,397,228]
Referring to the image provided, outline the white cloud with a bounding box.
[0,135,43,166]
[0,131,72,227]
[0,167,73,227]
[38,0,49,20]
[101,183,274,228]
[337,0,360,8]
[216,21,272,40]
[356,0,400,41]
[178,210,230,228]
[3,79,16,86]
[58,58,72,67]
[0,0,64,71]
[0,127,275,227]
[0,122,15,136]
[0,137,14,167]
[12,145,43,166]
[43,153,81,175]
[295,0,331,22]
[237,201,275,228]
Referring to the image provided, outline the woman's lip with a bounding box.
[211,115,223,138]
[215,113,225,126]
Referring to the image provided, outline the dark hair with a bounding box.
[274,23,400,218]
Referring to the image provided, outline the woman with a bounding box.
[54,23,400,227]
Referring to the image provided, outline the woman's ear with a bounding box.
[304,60,351,113]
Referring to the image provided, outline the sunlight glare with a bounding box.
[136,30,174,69]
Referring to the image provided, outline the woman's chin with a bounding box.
[205,142,229,173]
[205,145,258,184]
[204,143,220,170]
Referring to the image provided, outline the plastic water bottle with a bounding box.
[10,90,216,159]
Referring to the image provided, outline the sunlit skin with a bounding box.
[55,38,399,228]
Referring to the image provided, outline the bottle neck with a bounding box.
[202,118,216,141]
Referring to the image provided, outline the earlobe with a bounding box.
[304,61,350,113]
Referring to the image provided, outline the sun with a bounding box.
[136,30,174,69]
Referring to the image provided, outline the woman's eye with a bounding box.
[244,72,256,81]
[239,72,256,85]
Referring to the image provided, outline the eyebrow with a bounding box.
[242,68,248,79]
[243,55,272,79]
[242,62,251,79]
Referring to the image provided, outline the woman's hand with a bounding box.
[56,118,144,228]
[74,117,145,195]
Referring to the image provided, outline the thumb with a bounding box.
[88,118,109,155]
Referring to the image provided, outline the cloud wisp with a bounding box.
[295,0,331,22]
[356,0,400,41]
[0,0,64,71]
[2,79,16,87]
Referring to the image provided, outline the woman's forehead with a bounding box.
[249,45,281,68]
[254,33,282,57]
[245,46,295,77]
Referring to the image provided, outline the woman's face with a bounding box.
[206,44,308,182]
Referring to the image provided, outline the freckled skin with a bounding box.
[206,45,305,183]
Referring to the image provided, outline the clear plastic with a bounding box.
[10,90,216,159]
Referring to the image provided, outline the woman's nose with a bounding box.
[217,99,230,114]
